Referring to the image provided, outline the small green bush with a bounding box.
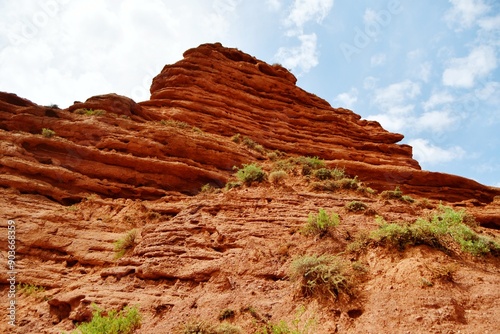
[345,201,367,212]
[309,181,339,192]
[74,108,106,116]
[269,170,288,184]
[160,119,190,128]
[301,208,340,237]
[289,255,355,299]
[218,308,235,321]
[177,320,242,334]
[235,164,266,184]
[18,283,45,296]
[114,230,137,259]
[256,306,315,334]
[201,184,216,193]
[71,305,141,334]
[370,206,500,256]
[257,321,305,334]
[380,186,403,200]
[231,133,241,144]
[242,136,257,149]
[337,177,359,189]
[313,168,332,180]
[301,156,324,169]
[225,181,241,190]
[42,128,55,138]
[401,195,415,203]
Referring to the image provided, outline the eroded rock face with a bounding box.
[0,43,500,334]
[146,43,418,169]
[0,92,255,203]
[1,43,499,203]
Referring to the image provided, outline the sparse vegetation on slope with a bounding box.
[114,229,138,259]
[289,255,357,300]
[301,208,340,237]
[70,305,141,334]
[42,128,56,138]
[370,206,500,256]
[235,163,266,184]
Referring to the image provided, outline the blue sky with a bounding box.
[0,0,499,187]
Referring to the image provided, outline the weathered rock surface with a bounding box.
[0,43,499,334]
[1,43,500,203]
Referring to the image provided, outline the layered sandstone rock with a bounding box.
[2,43,499,204]
[1,43,500,334]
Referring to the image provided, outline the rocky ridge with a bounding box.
[0,43,499,333]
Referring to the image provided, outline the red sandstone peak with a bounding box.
[1,42,499,203]
[1,43,500,334]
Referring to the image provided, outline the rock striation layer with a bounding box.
[2,42,499,203]
[1,43,500,334]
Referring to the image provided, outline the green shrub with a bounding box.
[401,195,415,203]
[18,283,45,296]
[345,201,367,212]
[309,181,339,192]
[358,186,376,195]
[114,229,137,259]
[177,320,242,334]
[42,128,55,138]
[380,186,403,200]
[235,164,266,184]
[301,208,340,237]
[289,255,355,299]
[267,152,278,161]
[370,206,500,256]
[313,168,332,180]
[201,184,216,193]
[300,156,324,169]
[337,177,359,190]
[71,305,141,334]
[256,306,315,334]
[160,119,190,129]
[218,308,235,321]
[269,170,288,184]
[242,136,257,149]
[74,108,106,116]
[225,181,241,190]
[231,133,241,144]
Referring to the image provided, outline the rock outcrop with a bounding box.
[0,43,499,334]
[2,42,499,204]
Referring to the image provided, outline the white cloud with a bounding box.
[276,0,333,73]
[275,33,319,73]
[365,113,407,133]
[444,0,490,30]
[370,53,386,67]
[0,0,246,106]
[332,88,358,109]
[474,81,500,101]
[422,92,455,111]
[418,62,432,82]
[366,80,421,132]
[478,14,500,31]
[408,138,466,164]
[373,80,421,111]
[285,0,334,31]
[415,110,458,133]
[266,0,282,11]
[442,45,497,88]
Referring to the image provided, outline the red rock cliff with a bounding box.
[1,42,499,203]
